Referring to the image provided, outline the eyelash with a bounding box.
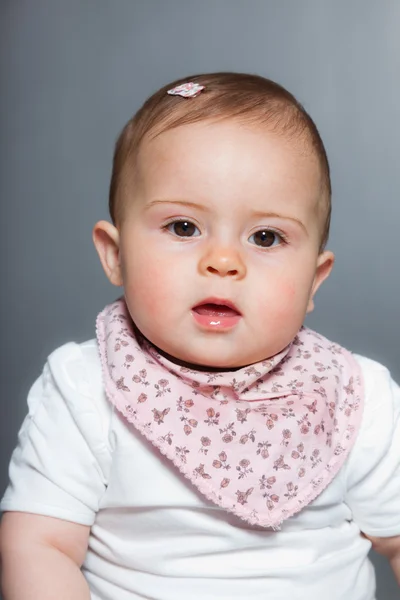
[162,219,288,247]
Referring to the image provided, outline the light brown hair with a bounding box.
[109,72,331,250]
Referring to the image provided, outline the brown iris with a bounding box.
[172,221,197,236]
[252,230,278,247]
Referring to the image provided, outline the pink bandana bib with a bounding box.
[96,299,364,528]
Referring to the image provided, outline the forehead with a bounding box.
[134,119,322,217]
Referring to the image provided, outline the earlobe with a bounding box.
[307,250,335,313]
[92,221,123,286]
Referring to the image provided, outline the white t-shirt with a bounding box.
[1,340,400,600]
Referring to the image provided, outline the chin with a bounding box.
[187,352,254,371]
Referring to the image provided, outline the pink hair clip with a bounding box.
[167,82,205,98]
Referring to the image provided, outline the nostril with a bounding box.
[206,265,238,277]
[207,266,219,274]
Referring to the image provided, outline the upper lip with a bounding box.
[192,297,242,315]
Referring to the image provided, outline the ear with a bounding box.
[92,220,123,286]
[306,250,335,313]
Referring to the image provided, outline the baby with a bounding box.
[1,73,399,600]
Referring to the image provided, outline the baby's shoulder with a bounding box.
[353,353,397,405]
[45,338,113,440]
[47,338,102,389]
[349,353,399,448]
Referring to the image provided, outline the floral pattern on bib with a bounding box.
[96,299,364,529]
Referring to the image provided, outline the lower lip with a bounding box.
[191,310,242,331]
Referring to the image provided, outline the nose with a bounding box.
[198,245,247,279]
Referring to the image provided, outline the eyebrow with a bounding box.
[145,199,209,212]
[146,200,307,233]
[251,210,308,234]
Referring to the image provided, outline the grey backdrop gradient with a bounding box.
[1,1,399,598]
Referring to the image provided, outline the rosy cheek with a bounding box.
[124,257,164,303]
[256,277,299,322]
[278,280,297,301]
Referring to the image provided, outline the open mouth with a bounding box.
[192,302,241,317]
[191,299,242,330]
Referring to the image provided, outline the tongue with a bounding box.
[194,303,239,317]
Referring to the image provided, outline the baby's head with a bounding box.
[94,72,334,369]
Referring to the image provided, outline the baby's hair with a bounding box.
[109,72,331,250]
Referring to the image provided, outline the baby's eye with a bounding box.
[248,229,283,248]
[166,220,200,237]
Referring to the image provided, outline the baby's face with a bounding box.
[102,120,333,368]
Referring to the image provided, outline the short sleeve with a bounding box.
[344,355,400,537]
[0,342,112,526]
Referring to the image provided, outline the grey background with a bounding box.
[1,1,399,598]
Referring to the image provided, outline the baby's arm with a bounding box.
[345,357,400,588]
[365,534,400,586]
[0,343,112,598]
[0,512,91,599]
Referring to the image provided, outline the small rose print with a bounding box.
[154,378,171,397]
[304,400,318,414]
[256,440,272,459]
[239,429,256,445]
[271,382,283,393]
[158,432,173,446]
[175,445,190,463]
[314,419,325,435]
[259,475,276,490]
[235,407,251,423]
[312,374,328,384]
[297,414,312,434]
[193,464,212,479]
[177,397,194,412]
[123,354,134,368]
[152,407,170,424]
[116,376,130,392]
[212,451,230,470]
[219,422,236,442]
[244,366,261,377]
[204,407,220,426]
[291,442,306,461]
[180,414,198,435]
[231,378,246,392]
[288,379,304,391]
[281,429,292,446]
[281,407,295,419]
[200,436,211,454]
[315,361,327,372]
[310,448,322,468]
[273,455,291,471]
[263,491,280,510]
[132,369,150,386]
[313,386,327,399]
[284,482,298,499]
[328,402,336,419]
[236,458,253,479]
[125,404,137,419]
[236,487,254,505]
[343,377,355,395]
[334,443,345,456]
